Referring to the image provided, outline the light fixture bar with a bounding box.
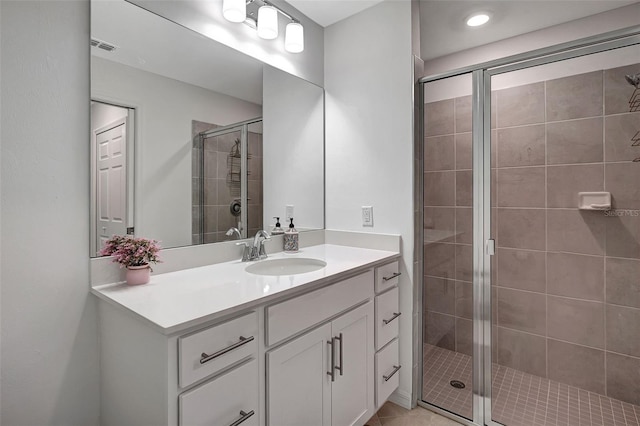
[253,0,298,23]
[230,0,305,53]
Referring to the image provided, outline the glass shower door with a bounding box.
[421,30,640,426]
[422,72,477,422]
[488,44,640,426]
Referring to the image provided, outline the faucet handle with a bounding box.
[236,242,251,262]
[258,237,270,259]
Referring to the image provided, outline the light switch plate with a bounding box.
[362,206,373,227]
[286,205,294,220]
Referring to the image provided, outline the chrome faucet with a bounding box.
[251,230,271,260]
[236,230,271,262]
[226,227,242,240]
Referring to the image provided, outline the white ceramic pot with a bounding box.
[126,264,151,286]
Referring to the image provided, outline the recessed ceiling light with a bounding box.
[466,13,490,27]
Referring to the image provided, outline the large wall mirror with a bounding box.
[90,0,324,257]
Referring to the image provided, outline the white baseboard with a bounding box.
[388,388,413,410]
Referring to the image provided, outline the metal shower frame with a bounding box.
[415,25,640,426]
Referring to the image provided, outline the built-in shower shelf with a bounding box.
[578,192,611,210]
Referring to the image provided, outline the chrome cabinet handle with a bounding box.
[335,333,343,376]
[200,335,254,365]
[229,410,255,426]
[383,365,401,382]
[382,272,401,282]
[327,338,336,382]
[383,312,401,325]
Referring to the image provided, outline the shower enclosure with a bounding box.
[419,27,640,426]
[192,118,263,244]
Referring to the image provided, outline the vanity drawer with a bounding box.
[179,358,259,426]
[375,338,400,409]
[375,287,400,350]
[266,270,373,346]
[375,261,400,294]
[179,311,258,388]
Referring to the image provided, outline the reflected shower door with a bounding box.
[246,121,264,236]
[199,126,244,244]
[193,118,263,244]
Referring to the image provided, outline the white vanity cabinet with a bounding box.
[98,303,261,426]
[267,301,374,426]
[94,245,401,426]
[373,261,401,409]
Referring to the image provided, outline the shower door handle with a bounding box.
[485,239,495,256]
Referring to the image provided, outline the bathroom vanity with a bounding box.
[92,243,401,426]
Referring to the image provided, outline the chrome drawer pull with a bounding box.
[335,333,343,376]
[383,365,401,382]
[382,272,401,282]
[383,312,401,325]
[327,338,336,382]
[229,409,255,426]
[200,335,254,365]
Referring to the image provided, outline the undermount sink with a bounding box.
[245,258,327,276]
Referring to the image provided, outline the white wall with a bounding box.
[91,102,128,131]
[263,65,324,230]
[129,0,325,87]
[325,1,415,408]
[92,57,261,248]
[424,2,640,76]
[1,1,100,425]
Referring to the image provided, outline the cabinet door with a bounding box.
[267,323,332,426]
[331,302,374,426]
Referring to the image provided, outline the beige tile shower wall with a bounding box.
[423,94,476,359]
[424,64,640,406]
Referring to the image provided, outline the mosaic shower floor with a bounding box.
[423,344,640,426]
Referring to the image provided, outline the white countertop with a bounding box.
[91,244,400,335]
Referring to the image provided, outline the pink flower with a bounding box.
[100,235,162,268]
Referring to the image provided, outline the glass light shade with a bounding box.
[222,0,246,23]
[257,6,278,39]
[466,13,490,27]
[285,22,304,53]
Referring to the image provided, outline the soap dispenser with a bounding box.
[271,217,285,236]
[283,218,299,253]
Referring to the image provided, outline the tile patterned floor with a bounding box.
[366,401,461,426]
[423,344,640,426]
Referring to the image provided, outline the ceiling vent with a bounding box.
[91,38,118,53]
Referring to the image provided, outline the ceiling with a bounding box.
[91,0,263,104]
[419,1,638,61]
[286,0,385,27]
[283,0,637,61]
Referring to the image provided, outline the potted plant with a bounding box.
[100,235,161,285]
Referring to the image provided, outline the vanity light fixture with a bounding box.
[285,22,304,53]
[222,0,247,23]
[257,5,278,39]
[222,0,305,53]
[466,12,490,27]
